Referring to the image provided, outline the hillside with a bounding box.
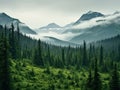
[0,13,36,34]
[95,34,120,50]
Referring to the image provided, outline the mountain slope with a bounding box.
[94,35,120,50]
[63,12,120,44]
[0,13,36,34]
[40,23,61,29]
[36,23,63,34]
[70,23,120,44]
[74,11,104,25]
[35,11,120,45]
[43,36,78,47]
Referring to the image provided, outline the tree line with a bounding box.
[0,24,119,90]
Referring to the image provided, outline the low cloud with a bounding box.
[26,31,80,41]
[72,13,120,30]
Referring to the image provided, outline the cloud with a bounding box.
[25,12,120,43]
[73,13,120,30]
[26,31,81,41]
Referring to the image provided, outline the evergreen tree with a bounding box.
[109,63,120,90]
[47,46,51,66]
[82,41,88,66]
[9,23,17,59]
[88,44,92,65]
[92,58,102,90]
[62,48,65,66]
[86,69,93,90]
[117,45,120,62]
[33,39,44,66]
[4,25,7,37]
[16,23,21,59]
[0,37,11,90]
[99,46,103,65]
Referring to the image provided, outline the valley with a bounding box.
[0,11,120,90]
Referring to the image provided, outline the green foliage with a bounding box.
[0,36,11,90]
[33,39,44,66]
[0,24,120,90]
[92,58,102,90]
[109,63,120,90]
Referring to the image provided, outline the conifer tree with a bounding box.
[99,46,103,65]
[92,58,102,90]
[109,63,120,90]
[4,25,7,37]
[82,41,88,66]
[16,23,21,59]
[86,69,93,90]
[47,46,51,66]
[62,48,65,65]
[33,39,44,66]
[118,45,120,62]
[0,36,11,90]
[9,23,17,59]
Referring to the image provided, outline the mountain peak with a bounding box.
[74,11,104,25]
[40,23,61,29]
[86,11,95,14]
[0,12,7,15]
[0,12,21,25]
[0,12,36,34]
[0,12,10,18]
[47,23,61,28]
[81,11,104,20]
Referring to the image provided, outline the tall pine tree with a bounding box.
[33,39,44,66]
[0,35,11,90]
[82,41,88,66]
[92,58,102,90]
[9,23,17,59]
[109,63,120,90]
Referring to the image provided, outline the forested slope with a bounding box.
[0,24,120,90]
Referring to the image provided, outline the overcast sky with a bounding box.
[0,0,120,28]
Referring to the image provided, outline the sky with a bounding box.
[0,0,120,29]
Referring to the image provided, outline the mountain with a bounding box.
[35,11,120,45]
[0,13,36,34]
[0,13,21,24]
[61,11,120,44]
[23,11,120,46]
[36,23,63,34]
[70,23,120,44]
[42,36,78,47]
[40,23,61,29]
[74,11,104,25]
[94,35,120,50]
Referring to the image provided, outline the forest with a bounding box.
[0,24,120,90]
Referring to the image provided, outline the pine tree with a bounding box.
[33,39,44,66]
[47,46,51,66]
[86,69,93,90]
[117,45,120,62]
[4,25,7,37]
[82,41,88,66]
[9,23,17,59]
[62,48,65,66]
[88,44,94,66]
[109,63,120,90]
[92,58,102,90]
[0,36,11,90]
[99,46,103,65]
[16,23,21,59]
